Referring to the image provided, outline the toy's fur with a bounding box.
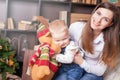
[28,16,61,80]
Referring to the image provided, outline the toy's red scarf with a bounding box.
[29,42,58,72]
[37,28,49,38]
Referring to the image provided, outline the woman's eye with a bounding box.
[103,18,110,22]
[104,18,109,22]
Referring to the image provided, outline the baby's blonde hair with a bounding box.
[49,20,69,36]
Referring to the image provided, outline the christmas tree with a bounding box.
[0,36,19,80]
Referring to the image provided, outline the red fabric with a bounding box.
[40,43,50,47]
[29,60,34,66]
[49,48,55,57]
[37,47,41,53]
[49,62,58,72]
[29,42,56,69]
[36,60,49,66]
[29,52,38,65]
[37,28,49,38]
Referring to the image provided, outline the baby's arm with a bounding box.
[56,41,78,63]
[56,52,74,63]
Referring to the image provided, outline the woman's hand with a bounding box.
[74,53,84,65]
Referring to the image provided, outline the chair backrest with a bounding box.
[21,49,35,80]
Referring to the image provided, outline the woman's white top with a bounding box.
[69,22,107,76]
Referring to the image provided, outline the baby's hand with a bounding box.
[71,49,78,55]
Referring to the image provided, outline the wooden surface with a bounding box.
[21,49,35,80]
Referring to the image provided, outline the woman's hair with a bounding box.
[81,2,120,69]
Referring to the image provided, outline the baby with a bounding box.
[49,20,84,80]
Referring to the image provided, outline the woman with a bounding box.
[54,2,120,80]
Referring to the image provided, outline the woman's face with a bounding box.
[91,8,113,32]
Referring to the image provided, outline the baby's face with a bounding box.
[52,32,70,48]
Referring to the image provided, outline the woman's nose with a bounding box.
[96,17,102,23]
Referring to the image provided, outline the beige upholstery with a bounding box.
[104,54,120,80]
[21,49,35,80]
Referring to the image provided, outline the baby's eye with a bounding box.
[55,40,61,42]
[63,37,69,40]
[63,38,67,40]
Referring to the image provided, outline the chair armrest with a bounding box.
[21,49,35,80]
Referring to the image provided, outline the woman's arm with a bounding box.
[74,53,107,76]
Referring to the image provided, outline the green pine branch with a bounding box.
[0,37,19,80]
